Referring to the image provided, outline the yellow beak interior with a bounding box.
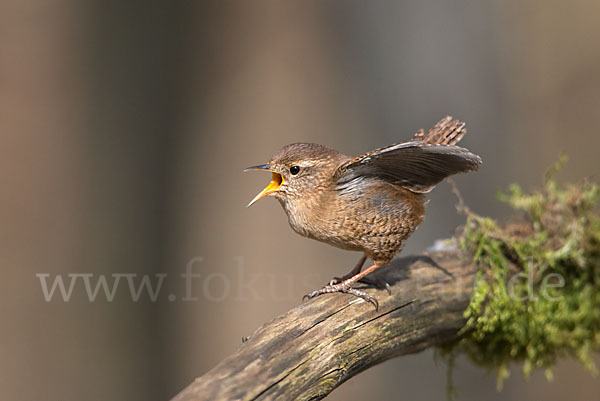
[247,172,283,207]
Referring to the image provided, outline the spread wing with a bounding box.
[335,117,482,193]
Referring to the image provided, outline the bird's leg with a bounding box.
[329,255,367,284]
[303,263,384,309]
[329,255,391,295]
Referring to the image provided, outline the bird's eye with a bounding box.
[290,165,300,175]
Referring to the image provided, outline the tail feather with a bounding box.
[411,116,466,146]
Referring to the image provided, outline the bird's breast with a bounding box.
[278,193,324,239]
[278,180,425,255]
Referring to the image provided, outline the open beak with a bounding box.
[244,164,284,207]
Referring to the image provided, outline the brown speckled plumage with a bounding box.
[246,116,482,308]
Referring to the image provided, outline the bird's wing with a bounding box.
[335,118,481,193]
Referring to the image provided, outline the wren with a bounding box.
[245,116,482,308]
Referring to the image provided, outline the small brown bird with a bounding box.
[245,116,481,308]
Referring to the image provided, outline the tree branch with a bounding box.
[171,245,477,401]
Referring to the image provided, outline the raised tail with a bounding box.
[411,116,466,146]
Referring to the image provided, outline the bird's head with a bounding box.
[245,143,343,207]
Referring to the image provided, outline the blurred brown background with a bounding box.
[1,1,599,400]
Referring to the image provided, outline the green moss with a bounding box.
[443,157,600,394]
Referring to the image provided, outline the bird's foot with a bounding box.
[329,275,391,295]
[303,282,379,310]
[325,255,391,296]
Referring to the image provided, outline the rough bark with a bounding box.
[171,246,477,401]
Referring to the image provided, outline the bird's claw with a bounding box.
[381,281,392,296]
[329,277,343,286]
[329,276,391,295]
[344,288,379,309]
[303,284,379,310]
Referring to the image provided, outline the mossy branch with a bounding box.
[171,162,599,400]
[171,249,477,401]
[450,158,600,388]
